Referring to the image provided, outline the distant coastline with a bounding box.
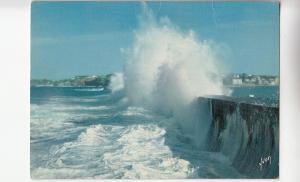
[31,73,279,88]
[31,74,112,88]
[223,73,279,87]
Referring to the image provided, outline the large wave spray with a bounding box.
[109,4,230,146]
[123,5,229,113]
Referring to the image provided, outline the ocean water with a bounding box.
[230,86,279,107]
[30,86,278,179]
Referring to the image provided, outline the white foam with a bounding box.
[121,106,148,116]
[31,122,194,179]
[52,105,111,111]
[101,124,195,178]
[75,88,104,92]
[49,97,99,103]
[30,97,111,144]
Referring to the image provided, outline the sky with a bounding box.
[31,1,279,79]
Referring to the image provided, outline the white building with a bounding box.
[232,78,243,85]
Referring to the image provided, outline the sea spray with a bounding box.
[111,4,230,147]
[124,4,229,106]
[109,73,124,93]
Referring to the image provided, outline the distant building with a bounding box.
[232,78,243,85]
[221,73,279,86]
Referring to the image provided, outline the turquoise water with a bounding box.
[30,86,278,179]
[230,86,279,99]
[229,86,279,107]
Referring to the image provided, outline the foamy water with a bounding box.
[30,87,245,179]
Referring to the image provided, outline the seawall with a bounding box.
[198,97,279,178]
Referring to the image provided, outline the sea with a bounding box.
[30,86,279,179]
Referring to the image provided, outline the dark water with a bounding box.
[230,86,278,98]
[30,86,278,179]
[229,86,279,107]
